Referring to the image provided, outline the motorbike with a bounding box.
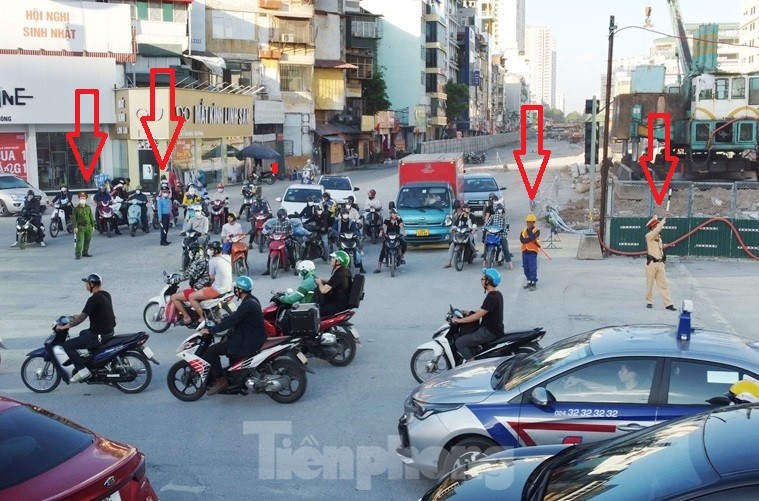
[96,200,117,237]
[166,320,312,403]
[15,213,44,249]
[230,234,249,277]
[181,230,203,271]
[483,227,507,268]
[381,233,403,277]
[364,207,382,244]
[49,201,73,238]
[209,198,227,234]
[451,227,475,271]
[267,232,292,279]
[338,231,359,270]
[240,194,255,221]
[301,162,317,185]
[465,151,486,164]
[264,297,359,367]
[252,170,277,186]
[143,271,237,333]
[20,317,160,394]
[410,306,546,383]
[251,212,270,253]
[300,222,328,261]
[127,200,145,237]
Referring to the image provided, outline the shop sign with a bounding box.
[1,0,132,53]
[0,133,27,179]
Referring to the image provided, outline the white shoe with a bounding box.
[39,241,46,247]
[11,241,17,247]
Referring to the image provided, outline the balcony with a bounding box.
[259,48,282,59]
[259,0,282,9]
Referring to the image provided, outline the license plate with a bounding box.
[416,229,429,236]
[296,351,308,364]
[103,492,122,501]
[349,327,360,341]
[142,347,155,359]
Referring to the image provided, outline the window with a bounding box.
[273,18,311,43]
[545,359,656,404]
[346,55,373,79]
[212,10,255,40]
[739,122,754,141]
[749,77,759,105]
[162,2,173,22]
[279,65,312,92]
[731,77,746,99]
[36,132,101,190]
[136,1,148,20]
[715,78,729,100]
[666,360,752,405]
[695,123,711,142]
[285,188,323,203]
[425,73,437,93]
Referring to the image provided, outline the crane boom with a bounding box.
[667,0,693,75]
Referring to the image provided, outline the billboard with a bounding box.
[0,133,28,180]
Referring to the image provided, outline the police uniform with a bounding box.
[644,216,674,309]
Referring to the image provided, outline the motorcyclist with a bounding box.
[169,241,211,319]
[302,158,317,183]
[261,208,295,276]
[56,273,116,381]
[331,208,366,274]
[50,185,73,225]
[451,268,504,362]
[364,189,382,212]
[299,196,318,223]
[482,203,513,270]
[174,241,232,325]
[181,185,204,230]
[443,203,477,268]
[211,182,230,222]
[321,191,337,222]
[238,182,257,219]
[373,208,406,274]
[311,204,332,262]
[247,192,271,248]
[278,260,318,305]
[345,195,361,214]
[482,192,499,225]
[127,185,150,232]
[316,251,353,317]
[342,197,364,248]
[183,204,210,247]
[199,275,265,395]
[221,212,245,254]
[12,190,45,247]
[93,184,120,235]
[110,181,129,224]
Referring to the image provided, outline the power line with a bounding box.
[634,25,759,50]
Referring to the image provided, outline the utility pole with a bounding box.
[599,15,616,245]
[589,95,598,230]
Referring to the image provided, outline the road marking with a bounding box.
[159,482,206,494]
[673,260,737,335]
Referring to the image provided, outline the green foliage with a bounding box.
[363,66,391,116]
[444,79,469,123]
[565,111,583,123]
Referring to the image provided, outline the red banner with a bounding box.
[0,133,27,179]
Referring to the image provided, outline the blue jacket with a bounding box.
[157,196,173,216]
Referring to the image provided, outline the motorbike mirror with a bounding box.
[163,270,168,276]
[530,387,550,407]
[388,201,396,210]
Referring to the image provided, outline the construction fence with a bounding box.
[420,131,522,155]
[607,181,759,259]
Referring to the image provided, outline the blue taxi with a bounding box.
[397,315,759,477]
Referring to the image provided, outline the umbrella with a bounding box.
[236,144,283,161]
[202,144,241,160]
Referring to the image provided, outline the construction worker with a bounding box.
[645,213,676,311]
[520,214,541,290]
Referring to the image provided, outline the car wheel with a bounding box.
[0,201,9,217]
[441,436,500,476]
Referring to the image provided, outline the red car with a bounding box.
[0,395,157,500]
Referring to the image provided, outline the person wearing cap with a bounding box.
[56,273,116,373]
[50,185,73,226]
[157,187,173,246]
[443,203,477,268]
[221,212,244,254]
[374,208,406,273]
[645,212,675,310]
[520,214,541,290]
[451,268,504,362]
[72,192,95,259]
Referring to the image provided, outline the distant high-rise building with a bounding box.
[555,92,565,115]
[494,0,525,57]
[525,25,556,109]
[740,0,759,72]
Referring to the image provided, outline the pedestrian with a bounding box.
[520,213,540,290]
[158,187,173,246]
[72,192,95,260]
[645,213,676,310]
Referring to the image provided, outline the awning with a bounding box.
[314,59,359,70]
[321,136,345,143]
[183,50,226,76]
[138,43,183,57]
[315,123,361,136]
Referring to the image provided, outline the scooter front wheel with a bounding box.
[410,348,451,384]
[454,247,465,271]
[167,360,206,401]
[21,355,61,393]
[143,301,171,333]
[270,255,280,279]
[49,218,60,238]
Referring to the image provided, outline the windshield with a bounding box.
[503,330,595,390]
[398,187,451,209]
[463,177,499,193]
[284,188,322,203]
[0,176,31,190]
[319,177,351,191]
[538,415,715,500]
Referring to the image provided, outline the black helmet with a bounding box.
[277,208,287,220]
[26,189,35,197]
[462,203,470,210]
[207,241,222,253]
[488,192,497,201]
[347,195,355,203]
[340,208,349,216]
[306,196,314,203]
[81,273,102,286]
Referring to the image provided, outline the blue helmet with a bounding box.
[234,275,253,293]
[481,268,501,287]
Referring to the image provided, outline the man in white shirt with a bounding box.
[175,241,232,325]
[221,212,245,254]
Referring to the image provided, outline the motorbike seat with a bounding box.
[199,293,233,309]
[97,333,145,350]
[481,328,545,349]
[260,336,290,350]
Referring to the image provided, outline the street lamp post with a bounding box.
[599,15,617,246]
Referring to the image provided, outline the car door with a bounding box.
[656,358,759,423]
[513,357,661,447]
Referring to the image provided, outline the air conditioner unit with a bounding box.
[280,33,295,43]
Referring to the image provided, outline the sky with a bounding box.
[525,0,742,114]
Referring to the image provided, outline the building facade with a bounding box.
[525,24,556,109]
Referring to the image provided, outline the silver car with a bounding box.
[397,318,759,477]
[0,174,47,216]
[461,173,504,221]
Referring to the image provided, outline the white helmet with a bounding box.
[296,260,316,278]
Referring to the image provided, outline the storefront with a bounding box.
[111,88,254,192]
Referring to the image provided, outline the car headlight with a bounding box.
[10,194,23,201]
[444,214,452,226]
[408,397,463,420]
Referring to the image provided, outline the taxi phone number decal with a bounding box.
[554,409,619,418]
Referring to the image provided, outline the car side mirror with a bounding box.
[531,387,549,407]
[275,197,282,202]
[499,186,507,191]
[353,187,359,191]
[706,396,731,407]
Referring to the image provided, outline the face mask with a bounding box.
[136,190,141,194]
[207,249,215,257]
[163,193,169,198]
[341,215,349,221]
[307,202,312,206]
[196,211,203,218]
[217,189,223,193]
[78,199,86,206]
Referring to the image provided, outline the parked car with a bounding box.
[0,174,47,216]
[461,173,505,221]
[421,403,759,500]
[317,175,359,203]
[398,310,759,477]
[275,184,325,215]
[0,395,157,500]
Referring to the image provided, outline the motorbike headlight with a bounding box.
[444,214,452,226]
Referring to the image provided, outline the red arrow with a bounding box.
[639,112,679,205]
[513,104,551,201]
[140,68,185,171]
[66,89,108,183]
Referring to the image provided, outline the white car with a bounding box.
[317,175,359,203]
[275,184,325,216]
[0,174,48,216]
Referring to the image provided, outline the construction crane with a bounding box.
[666,0,693,79]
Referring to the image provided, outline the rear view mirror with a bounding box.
[531,387,549,407]
[353,187,360,191]
[275,197,282,202]
[388,201,396,210]
[706,396,731,407]
[499,186,507,191]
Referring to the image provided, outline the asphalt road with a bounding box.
[0,137,757,500]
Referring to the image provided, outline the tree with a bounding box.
[363,66,391,116]
[565,111,583,123]
[444,79,469,124]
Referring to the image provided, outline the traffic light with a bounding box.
[584,99,600,115]
[584,121,599,165]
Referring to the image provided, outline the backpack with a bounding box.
[347,273,365,309]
